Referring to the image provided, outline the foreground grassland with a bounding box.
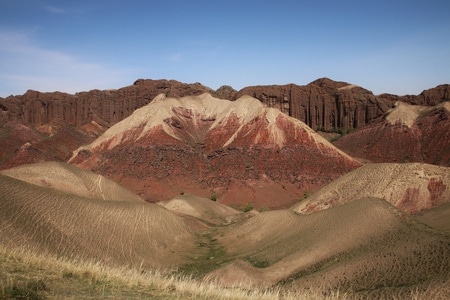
[0,246,342,300]
[1,246,449,300]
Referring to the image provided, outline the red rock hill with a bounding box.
[69,93,361,208]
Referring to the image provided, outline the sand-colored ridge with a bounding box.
[157,194,241,225]
[385,101,429,127]
[70,93,354,158]
[291,162,450,214]
[1,161,142,202]
[205,197,450,292]
[337,84,359,90]
[0,174,199,268]
[416,202,450,234]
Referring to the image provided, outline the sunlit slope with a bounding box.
[0,174,197,268]
[1,161,142,202]
[158,194,241,225]
[291,163,450,214]
[206,198,450,292]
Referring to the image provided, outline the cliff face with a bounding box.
[236,78,393,131]
[1,78,448,132]
[378,84,450,106]
[236,80,450,131]
[0,79,213,128]
[1,78,448,171]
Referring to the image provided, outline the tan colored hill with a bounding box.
[416,202,450,234]
[333,101,450,166]
[0,173,199,268]
[205,198,450,294]
[1,161,143,202]
[158,194,241,225]
[69,93,360,208]
[291,163,450,214]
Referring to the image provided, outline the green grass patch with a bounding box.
[176,228,229,278]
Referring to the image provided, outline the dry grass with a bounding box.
[1,245,447,299]
[0,245,352,300]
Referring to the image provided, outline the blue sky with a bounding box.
[1,0,449,97]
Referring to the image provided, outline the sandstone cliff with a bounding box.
[0,79,213,128]
[236,78,429,131]
[2,78,448,133]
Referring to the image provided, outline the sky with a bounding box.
[1,0,449,97]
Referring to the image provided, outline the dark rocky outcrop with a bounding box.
[1,78,448,133]
[0,79,213,128]
[236,78,392,131]
[378,84,450,106]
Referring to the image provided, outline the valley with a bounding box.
[0,78,449,299]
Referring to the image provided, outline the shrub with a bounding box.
[210,192,217,202]
[243,202,253,212]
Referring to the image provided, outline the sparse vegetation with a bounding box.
[1,245,447,300]
[259,205,270,212]
[210,191,217,201]
[243,202,254,212]
[177,228,229,278]
[303,190,311,199]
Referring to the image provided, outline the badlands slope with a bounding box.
[291,162,450,214]
[1,161,142,202]
[69,93,361,208]
[206,198,450,295]
[334,101,450,166]
[0,163,200,268]
[158,193,241,225]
